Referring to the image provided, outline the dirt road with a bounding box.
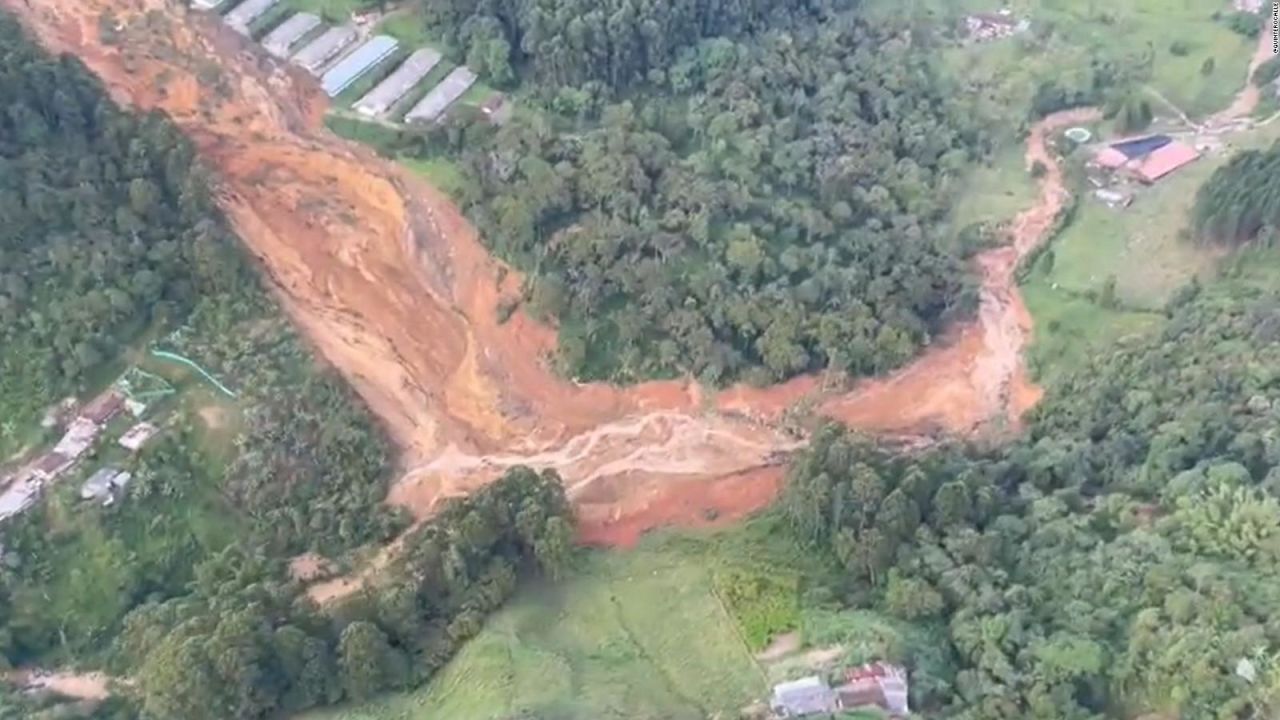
[5,0,1084,577]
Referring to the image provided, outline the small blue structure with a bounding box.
[320,35,399,97]
[1110,134,1172,159]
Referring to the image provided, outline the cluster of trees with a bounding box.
[448,9,982,383]
[114,467,572,719]
[1194,141,1280,245]
[418,0,811,90]
[782,283,1280,717]
[0,14,405,675]
[0,15,247,444]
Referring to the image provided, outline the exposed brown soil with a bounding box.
[9,669,111,701]
[5,0,1089,601]
[1207,23,1277,126]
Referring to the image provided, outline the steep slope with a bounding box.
[1,0,1083,550]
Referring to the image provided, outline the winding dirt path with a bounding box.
[6,0,1086,601]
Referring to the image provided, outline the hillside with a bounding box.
[2,0,1280,718]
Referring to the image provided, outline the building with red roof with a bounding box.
[1134,141,1199,183]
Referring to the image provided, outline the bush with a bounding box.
[1225,11,1260,37]
[1202,56,1216,75]
[1168,39,1191,56]
[1254,56,1280,87]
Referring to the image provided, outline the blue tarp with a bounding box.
[1110,134,1172,159]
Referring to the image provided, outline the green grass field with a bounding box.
[869,0,1255,123]
[398,156,466,195]
[283,0,368,23]
[307,519,844,720]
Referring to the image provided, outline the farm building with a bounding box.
[191,0,229,11]
[53,418,100,462]
[320,35,399,97]
[964,10,1027,41]
[836,663,910,716]
[353,48,441,117]
[770,676,839,717]
[291,24,358,75]
[404,66,477,123]
[119,422,160,452]
[1093,147,1130,170]
[224,0,280,36]
[80,390,125,425]
[29,452,73,482]
[0,475,42,521]
[80,468,132,505]
[1135,141,1199,183]
[261,12,320,58]
[1110,134,1173,159]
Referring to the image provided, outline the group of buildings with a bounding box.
[963,9,1029,42]
[193,0,507,125]
[769,662,909,718]
[0,390,159,523]
[1088,133,1202,209]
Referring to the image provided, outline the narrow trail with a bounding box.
[5,0,1086,605]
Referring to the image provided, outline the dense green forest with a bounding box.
[1194,141,1280,245]
[116,468,571,719]
[418,0,985,384]
[781,279,1280,717]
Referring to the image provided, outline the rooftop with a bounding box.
[80,391,124,424]
[1136,141,1199,183]
[291,25,358,75]
[225,0,280,35]
[404,66,477,123]
[261,12,321,58]
[353,47,442,117]
[320,35,399,97]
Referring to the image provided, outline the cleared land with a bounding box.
[305,529,796,720]
[868,0,1256,122]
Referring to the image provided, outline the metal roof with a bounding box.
[191,0,229,11]
[320,35,399,97]
[291,24,358,75]
[1136,141,1199,183]
[354,48,442,117]
[404,66,477,124]
[261,12,321,58]
[225,0,280,35]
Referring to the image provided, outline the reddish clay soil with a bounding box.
[6,0,1090,599]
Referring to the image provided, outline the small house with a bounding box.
[52,418,99,461]
[119,422,160,452]
[770,676,839,717]
[964,10,1025,41]
[837,662,910,717]
[80,468,132,505]
[80,391,125,425]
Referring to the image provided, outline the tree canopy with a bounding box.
[781,282,1280,717]
[436,6,984,384]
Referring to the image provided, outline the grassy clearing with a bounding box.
[398,156,465,195]
[944,143,1039,252]
[309,519,837,720]
[283,0,368,23]
[376,10,443,49]
[869,0,1254,122]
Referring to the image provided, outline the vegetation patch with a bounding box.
[307,532,777,720]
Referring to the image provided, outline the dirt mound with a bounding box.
[5,0,1089,598]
